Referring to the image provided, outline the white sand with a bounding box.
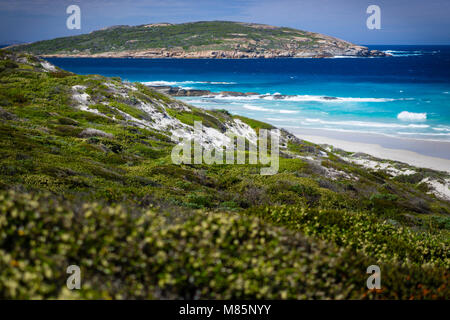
[294,133,450,173]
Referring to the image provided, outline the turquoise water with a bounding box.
[48,45,450,143]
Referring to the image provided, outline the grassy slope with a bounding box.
[11,21,343,55]
[0,50,449,299]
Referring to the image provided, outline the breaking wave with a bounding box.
[397,111,427,121]
[243,104,270,112]
[142,80,236,86]
[204,93,400,103]
[383,49,439,57]
[243,104,299,114]
[303,118,429,129]
[265,117,429,129]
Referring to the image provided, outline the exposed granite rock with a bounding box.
[147,86,213,96]
[0,107,17,120]
[79,128,114,139]
[40,47,389,59]
[146,85,346,102]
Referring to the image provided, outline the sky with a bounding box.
[1,0,449,45]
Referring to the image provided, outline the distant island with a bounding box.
[9,21,389,58]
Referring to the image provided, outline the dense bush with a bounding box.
[0,191,448,299]
[246,205,449,268]
[10,21,318,55]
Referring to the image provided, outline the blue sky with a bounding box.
[1,0,449,45]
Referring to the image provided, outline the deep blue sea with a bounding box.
[48,45,450,142]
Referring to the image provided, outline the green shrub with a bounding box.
[0,190,448,299]
[53,125,83,137]
[246,205,449,268]
[369,193,399,213]
[186,193,213,208]
[58,117,79,126]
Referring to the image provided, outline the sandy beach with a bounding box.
[290,128,450,173]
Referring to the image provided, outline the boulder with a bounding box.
[0,107,17,120]
[219,91,247,97]
[79,128,114,139]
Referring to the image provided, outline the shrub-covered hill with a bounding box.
[0,50,449,299]
[10,21,387,58]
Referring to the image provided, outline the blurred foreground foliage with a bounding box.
[0,190,448,299]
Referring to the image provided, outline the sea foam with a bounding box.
[207,93,397,103]
[397,111,427,121]
[142,80,236,86]
[304,118,429,129]
[243,104,270,111]
[243,104,298,114]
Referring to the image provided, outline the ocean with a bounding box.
[47,45,450,146]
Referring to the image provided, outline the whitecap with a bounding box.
[141,80,236,87]
[243,104,299,114]
[384,50,423,57]
[278,110,299,114]
[243,104,270,111]
[201,92,401,103]
[142,80,178,86]
[304,118,429,129]
[265,117,298,122]
[433,127,450,132]
[397,111,427,121]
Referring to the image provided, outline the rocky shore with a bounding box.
[146,85,341,100]
[40,46,389,59]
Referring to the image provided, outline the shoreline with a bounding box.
[41,55,387,59]
[144,85,450,172]
[290,127,450,173]
[34,59,450,173]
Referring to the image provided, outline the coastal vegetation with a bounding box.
[0,50,448,299]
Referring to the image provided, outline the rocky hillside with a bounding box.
[10,21,388,58]
[0,50,448,299]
